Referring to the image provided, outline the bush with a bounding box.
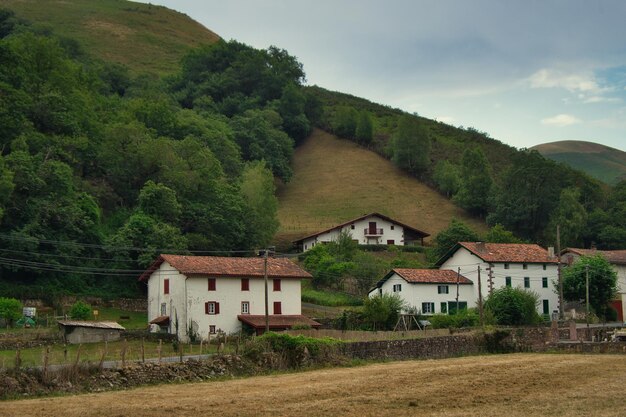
[0,297,23,327]
[483,287,541,325]
[69,300,92,320]
[244,332,342,367]
[362,293,406,330]
[429,309,480,329]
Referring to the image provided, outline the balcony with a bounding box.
[364,228,384,237]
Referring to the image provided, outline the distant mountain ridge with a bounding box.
[531,140,626,184]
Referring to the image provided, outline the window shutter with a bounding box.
[208,278,216,291]
[205,302,209,315]
[164,279,169,295]
[215,302,220,314]
[273,279,281,291]
[242,278,249,291]
[273,301,282,315]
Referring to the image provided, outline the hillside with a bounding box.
[275,129,487,247]
[532,140,626,185]
[0,0,219,74]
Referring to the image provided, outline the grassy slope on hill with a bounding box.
[275,128,487,246]
[0,0,219,74]
[532,140,626,185]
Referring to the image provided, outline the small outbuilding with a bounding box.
[57,320,125,344]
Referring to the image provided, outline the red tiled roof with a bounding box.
[138,255,312,282]
[293,212,429,244]
[564,248,626,265]
[237,315,322,329]
[457,242,557,264]
[393,268,473,284]
[149,316,170,326]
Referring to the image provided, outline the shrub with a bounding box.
[429,309,480,329]
[245,332,342,367]
[483,287,541,325]
[362,293,406,330]
[0,297,23,327]
[69,300,92,320]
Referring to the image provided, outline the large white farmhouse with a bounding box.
[368,268,474,315]
[436,242,559,317]
[139,254,319,340]
[293,212,429,252]
[562,248,626,322]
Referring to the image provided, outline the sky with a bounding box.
[141,0,626,151]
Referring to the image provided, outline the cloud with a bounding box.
[529,69,602,93]
[541,114,582,127]
[583,95,622,104]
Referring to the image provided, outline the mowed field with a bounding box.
[3,354,626,417]
[276,129,486,245]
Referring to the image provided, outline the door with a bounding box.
[369,222,377,234]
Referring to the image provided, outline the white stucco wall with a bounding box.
[301,215,407,251]
[375,272,474,314]
[147,262,303,341]
[440,248,560,316]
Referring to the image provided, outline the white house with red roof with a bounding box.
[436,242,559,317]
[293,212,429,251]
[562,248,626,322]
[368,268,474,315]
[139,254,319,340]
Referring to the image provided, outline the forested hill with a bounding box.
[0,0,219,75]
[0,0,624,301]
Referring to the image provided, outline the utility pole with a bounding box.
[477,265,484,327]
[585,263,590,336]
[456,267,460,314]
[557,225,564,319]
[486,263,494,296]
[263,248,269,333]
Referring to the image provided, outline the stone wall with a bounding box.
[340,335,483,360]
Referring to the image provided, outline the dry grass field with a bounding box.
[3,354,626,417]
[276,129,487,245]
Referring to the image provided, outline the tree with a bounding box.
[453,147,492,216]
[332,106,358,139]
[239,161,279,248]
[391,115,430,175]
[547,187,587,247]
[69,300,91,320]
[355,111,373,145]
[429,219,480,262]
[562,255,617,320]
[483,224,523,244]
[0,297,22,327]
[483,287,541,325]
[278,83,310,144]
[138,180,182,224]
[362,293,406,330]
[433,160,460,198]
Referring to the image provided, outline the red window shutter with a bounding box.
[273,279,281,291]
[164,279,169,295]
[215,302,220,314]
[208,278,216,291]
[241,278,249,291]
[273,301,282,315]
[204,302,209,314]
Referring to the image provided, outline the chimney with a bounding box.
[476,242,486,253]
[548,246,555,258]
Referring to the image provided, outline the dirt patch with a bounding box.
[83,20,133,38]
[2,354,625,416]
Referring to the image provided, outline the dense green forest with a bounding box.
[0,10,317,299]
[0,5,625,301]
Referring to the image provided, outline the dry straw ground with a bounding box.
[3,354,626,417]
[276,129,486,245]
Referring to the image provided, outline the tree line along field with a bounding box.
[2,353,625,416]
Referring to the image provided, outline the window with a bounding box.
[421,302,435,314]
[542,264,547,270]
[209,325,216,334]
[392,284,402,292]
[523,264,528,270]
[241,301,250,314]
[160,303,167,316]
[205,301,219,315]
[504,263,509,270]
[164,279,169,295]
[440,302,447,314]
[505,277,511,287]
[241,278,249,291]
[390,225,395,230]
[542,277,548,288]
[351,224,355,230]
[448,301,467,314]
[437,285,449,294]
[387,240,395,245]
[524,277,530,288]
[273,301,282,315]
[208,278,216,291]
[273,279,281,291]
[542,300,550,315]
